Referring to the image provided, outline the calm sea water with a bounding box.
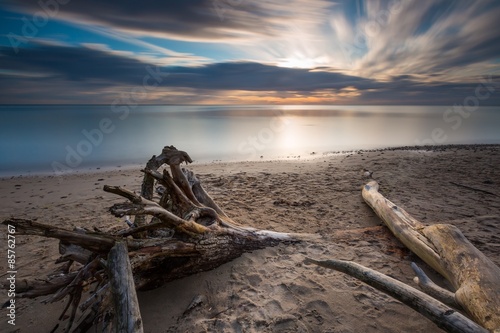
[1,105,499,176]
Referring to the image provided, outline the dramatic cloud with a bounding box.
[1,43,498,105]
[2,0,333,42]
[348,0,500,79]
[0,43,376,93]
[1,0,499,104]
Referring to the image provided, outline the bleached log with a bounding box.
[362,181,500,332]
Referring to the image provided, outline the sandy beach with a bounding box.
[1,145,499,333]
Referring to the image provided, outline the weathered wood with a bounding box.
[305,258,488,333]
[58,242,93,265]
[184,168,228,218]
[362,181,500,332]
[5,218,117,253]
[130,230,287,290]
[108,241,143,333]
[1,145,303,332]
[3,218,197,254]
[362,182,445,278]
[135,145,192,231]
[411,262,460,309]
[104,185,209,235]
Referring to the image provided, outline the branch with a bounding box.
[143,168,198,216]
[11,272,78,299]
[2,218,196,254]
[183,169,227,216]
[104,185,208,235]
[411,262,461,309]
[304,258,488,333]
[3,218,116,253]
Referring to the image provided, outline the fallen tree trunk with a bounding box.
[2,145,304,332]
[362,180,500,332]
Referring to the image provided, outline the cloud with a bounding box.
[0,43,375,91]
[0,43,154,84]
[351,0,500,79]
[2,0,332,42]
[164,62,377,91]
[5,0,499,82]
[2,0,341,69]
[1,42,499,105]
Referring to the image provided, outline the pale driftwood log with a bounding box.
[108,241,143,333]
[362,180,500,332]
[2,145,304,332]
[304,258,488,333]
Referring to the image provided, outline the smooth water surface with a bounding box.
[1,105,499,175]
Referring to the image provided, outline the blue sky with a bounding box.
[0,0,499,104]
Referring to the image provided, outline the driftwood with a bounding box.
[3,146,499,332]
[410,262,460,309]
[305,180,499,333]
[304,258,488,333]
[2,145,302,331]
[107,241,143,333]
[362,180,500,332]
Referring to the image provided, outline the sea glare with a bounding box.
[1,105,499,176]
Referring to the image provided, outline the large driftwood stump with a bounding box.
[2,146,301,332]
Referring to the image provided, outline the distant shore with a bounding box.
[1,144,499,332]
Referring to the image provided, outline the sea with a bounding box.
[1,104,499,176]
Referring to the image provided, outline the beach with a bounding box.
[1,145,499,333]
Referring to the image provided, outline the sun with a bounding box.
[274,116,299,150]
[276,55,328,69]
[278,57,317,69]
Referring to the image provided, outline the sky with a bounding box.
[0,0,499,105]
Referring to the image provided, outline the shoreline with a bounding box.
[2,143,499,179]
[1,144,499,332]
